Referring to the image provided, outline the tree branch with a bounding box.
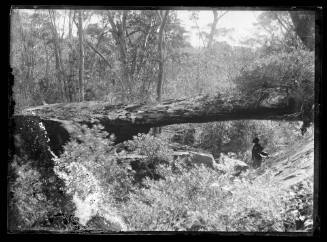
[85,39,112,68]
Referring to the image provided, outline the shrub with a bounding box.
[223,171,289,231]
[234,50,314,98]
[163,124,196,146]
[125,133,174,184]
[54,124,131,230]
[126,133,173,163]
[9,155,58,229]
[193,121,261,158]
[122,163,225,231]
[281,178,314,231]
[121,161,311,232]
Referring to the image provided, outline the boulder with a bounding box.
[218,153,249,176]
[86,214,125,232]
[188,151,217,169]
[114,149,220,185]
[209,182,233,197]
[173,151,218,169]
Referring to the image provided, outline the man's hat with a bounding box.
[253,137,259,143]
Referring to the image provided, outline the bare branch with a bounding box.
[85,39,112,68]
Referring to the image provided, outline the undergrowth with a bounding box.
[9,125,313,232]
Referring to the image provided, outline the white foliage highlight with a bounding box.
[73,192,100,226]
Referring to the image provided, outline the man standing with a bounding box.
[252,138,269,168]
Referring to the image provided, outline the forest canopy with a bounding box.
[10,9,315,111]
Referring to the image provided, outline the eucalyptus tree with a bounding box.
[248,11,315,54]
[156,10,169,103]
[207,10,228,49]
[77,10,85,101]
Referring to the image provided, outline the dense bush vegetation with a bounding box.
[126,133,173,165]
[233,50,314,104]
[9,125,312,231]
[162,120,306,165]
[124,133,174,184]
[52,125,131,229]
[282,178,314,231]
[9,156,58,229]
[122,163,313,232]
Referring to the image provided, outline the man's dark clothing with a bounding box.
[252,143,268,168]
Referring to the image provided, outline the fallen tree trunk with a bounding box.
[8,87,311,229]
[14,87,308,154]
[21,88,302,124]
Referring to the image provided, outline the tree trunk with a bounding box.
[207,11,228,49]
[153,10,169,135]
[78,10,85,102]
[107,11,131,103]
[19,87,311,146]
[156,10,169,103]
[67,10,75,102]
[68,10,73,40]
[48,10,67,102]
[207,11,218,49]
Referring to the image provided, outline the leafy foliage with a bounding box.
[11,9,191,108]
[125,133,173,184]
[163,120,305,163]
[164,44,257,99]
[126,133,173,163]
[122,162,311,232]
[53,125,131,228]
[9,123,313,232]
[234,50,314,101]
[9,155,58,229]
[282,179,314,231]
[122,163,224,231]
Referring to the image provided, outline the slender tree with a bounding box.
[156,10,169,103]
[48,10,67,102]
[107,10,130,102]
[67,9,76,102]
[78,10,85,101]
[151,10,169,136]
[207,11,228,49]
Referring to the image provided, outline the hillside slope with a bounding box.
[253,134,314,189]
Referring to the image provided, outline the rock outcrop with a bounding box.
[173,151,218,169]
[217,153,249,176]
[113,149,220,184]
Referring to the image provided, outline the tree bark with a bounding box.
[78,10,85,102]
[107,10,131,103]
[19,87,310,146]
[156,10,169,103]
[48,10,67,102]
[67,10,75,102]
[68,10,73,40]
